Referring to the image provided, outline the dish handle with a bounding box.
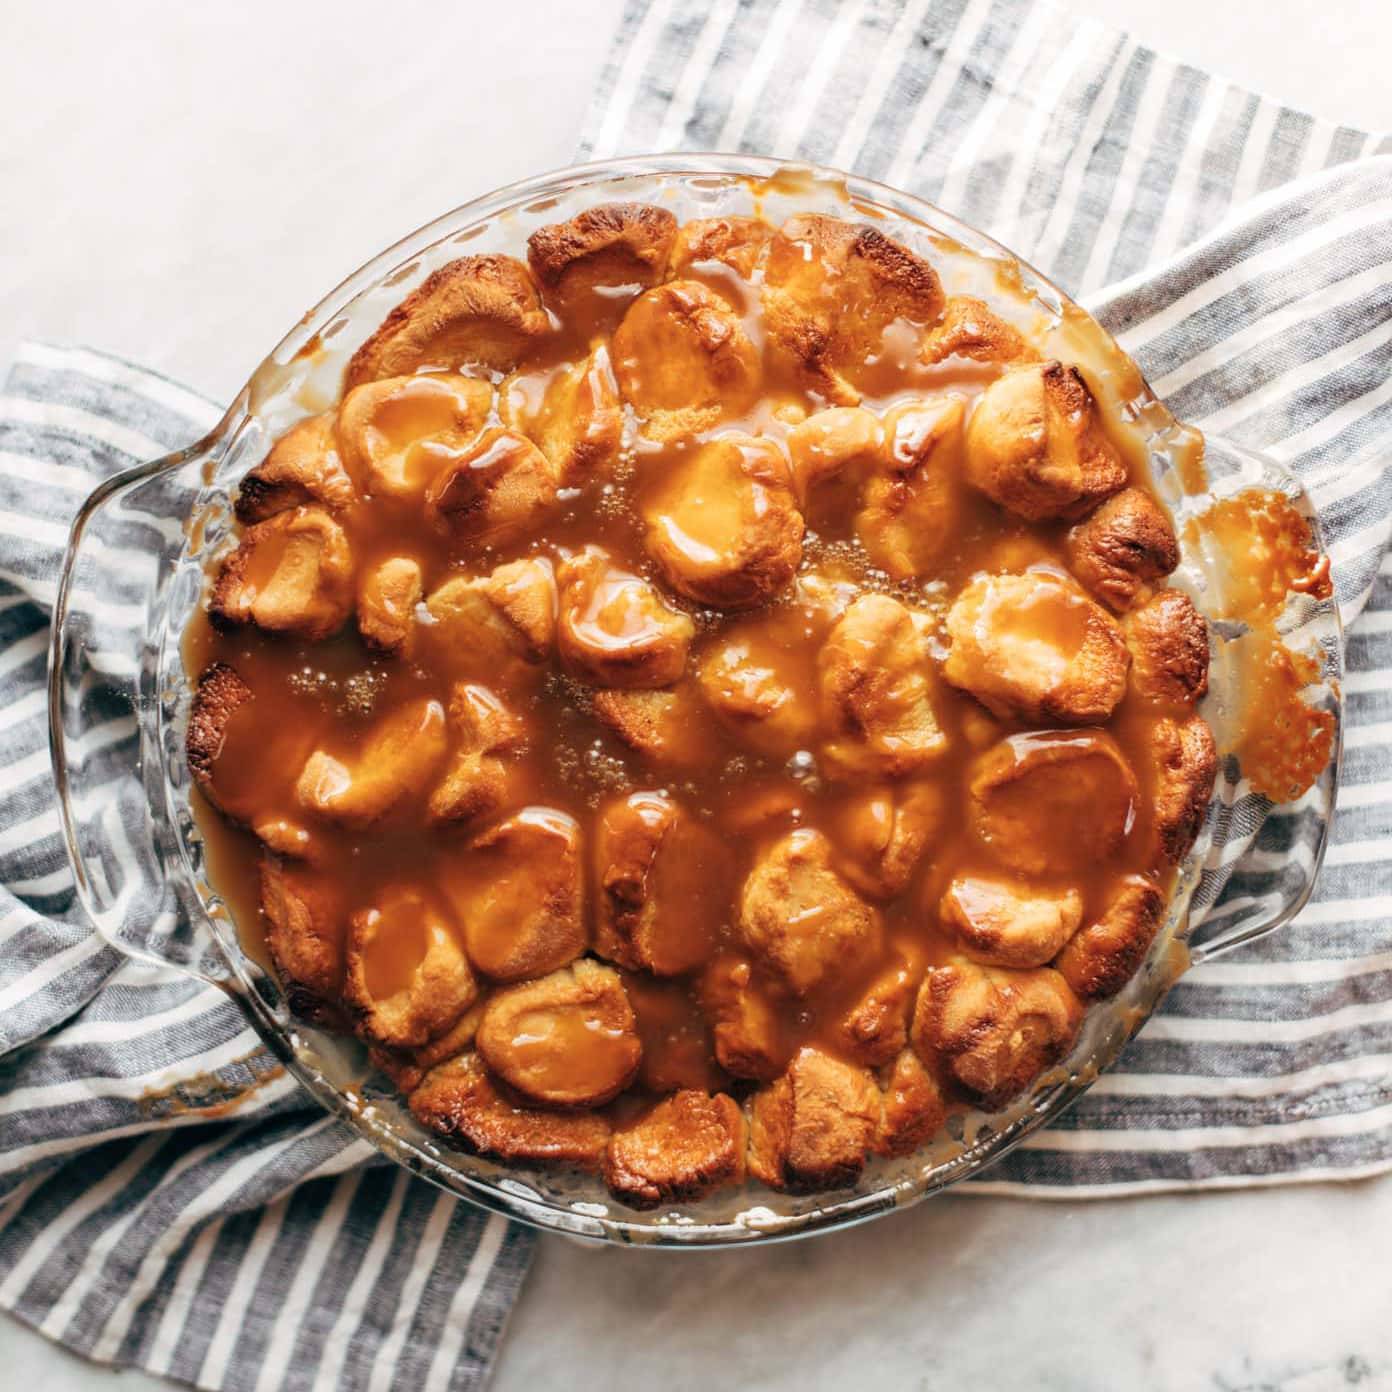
[49,435,240,990]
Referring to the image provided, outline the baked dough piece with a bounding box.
[943,570,1130,725]
[785,406,885,507]
[409,1053,610,1169]
[370,1004,483,1095]
[761,214,946,405]
[612,279,761,441]
[556,545,695,689]
[423,557,558,672]
[1124,589,1210,709]
[876,1048,947,1158]
[476,959,641,1107]
[921,296,1036,367]
[456,807,587,981]
[528,203,677,307]
[738,828,882,997]
[912,957,1082,1108]
[836,947,924,1068]
[701,955,789,1081]
[259,854,346,1013]
[1151,714,1218,864]
[855,398,965,580]
[969,731,1138,876]
[210,506,354,642]
[236,414,356,523]
[668,215,772,278]
[594,791,726,976]
[940,875,1084,970]
[187,662,253,803]
[696,626,819,758]
[296,698,449,829]
[589,685,710,768]
[643,435,803,610]
[747,1046,881,1192]
[964,362,1127,521]
[830,782,941,900]
[424,428,559,547]
[345,254,550,387]
[502,345,622,484]
[427,682,528,826]
[357,556,423,655]
[818,594,946,778]
[1065,487,1179,611]
[343,889,478,1048]
[605,1090,746,1209]
[337,373,493,500]
[1054,874,1166,1000]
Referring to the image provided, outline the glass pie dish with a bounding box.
[49,154,1343,1246]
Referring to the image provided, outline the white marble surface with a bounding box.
[3,2,1391,1389]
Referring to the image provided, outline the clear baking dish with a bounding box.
[49,154,1343,1246]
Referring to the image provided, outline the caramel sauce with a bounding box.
[1184,489,1335,801]
[189,211,1211,1115]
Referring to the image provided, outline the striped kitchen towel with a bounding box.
[2,2,1392,1390]
[583,0,1392,1191]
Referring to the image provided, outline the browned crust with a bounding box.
[746,1046,880,1193]
[187,662,252,793]
[370,1005,482,1094]
[527,203,677,301]
[875,1048,946,1159]
[701,957,789,1081]
[236,414,356,524]
[1152,714,1218,864]
[345,254,550,389]
[604,1090,746,1209]
[1125,589,1211,708]
[408,1053,610,1170]
[1054,875,1166,1000]
[668,215,773,278]
[837,956,921,1068]
[424,428,559,547]
[911,960,1082,1109]
[1066,487,1179,611]
[921,296,1037,367]
[259,854,346,1019]
[590,686,703,767]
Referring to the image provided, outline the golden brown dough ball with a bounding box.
[556,545,695,689]
[527,202,677,308]
[452,807,587,982]
[594,790,728,977]
[502,345,623,485]
[1065,486,1179,611]
[409,1053,611,1170]
[343,889,477,1049]
[424,427,559,547]
[1054,874,1166,1000]
[738,828,883,997]
[605,1090,746,1209]
[643,434,803,610]
[940,875,1084,970]
[611,279,761,442]
[337,373,492,501]
[668,215,773,278]
[943,570,1130,725]
[236,414,356,523]
[346,254,550,387]
[476,959,641,1107]
[296,697,449,829]
[210,505,354,642]
[964,361,1127,520]
[818,593,946,778]
[746,1046,881,1192]
[1124,589,1211,709]
[761,214,946,405]
[969,731,1138,876]
[912,957,1082,1108]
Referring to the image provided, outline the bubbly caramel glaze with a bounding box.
[189,202,1238,1211]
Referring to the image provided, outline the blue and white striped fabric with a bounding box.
[0,348,532,1390]
[3,0,1392,1387]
